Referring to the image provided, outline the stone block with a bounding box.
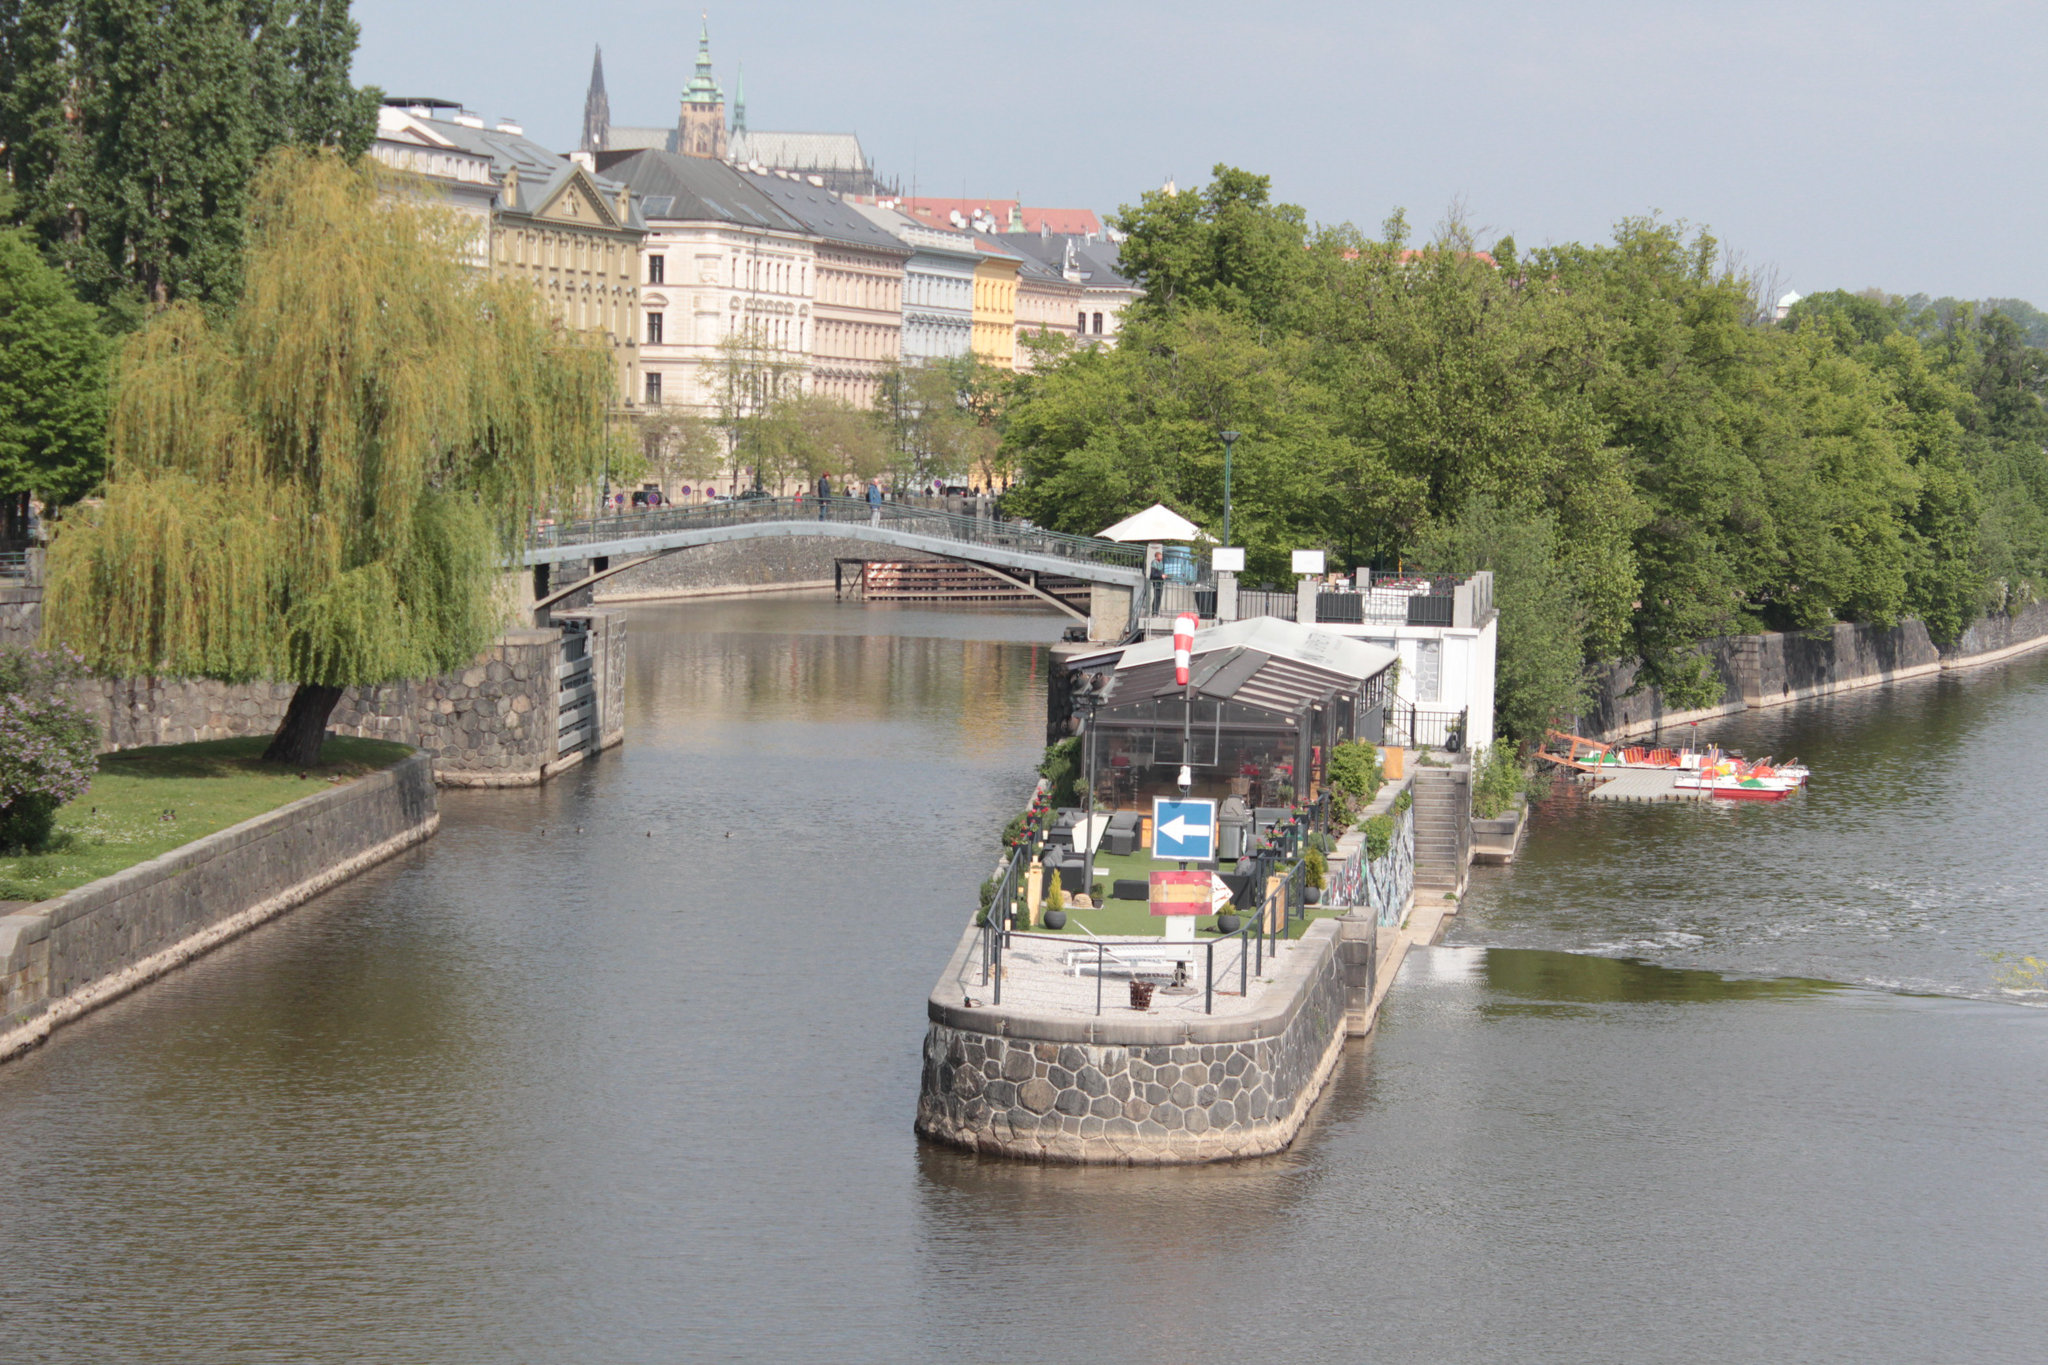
[1017,1077,1057,1114]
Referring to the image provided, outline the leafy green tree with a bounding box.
[0,1,379,316]
[1113,165,1311,326]
[43,151,618,764]
[0,225,110,504]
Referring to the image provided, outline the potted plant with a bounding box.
[1042,881,1068,931]
[1215,908,1243,935]
[1303,845,1326,906]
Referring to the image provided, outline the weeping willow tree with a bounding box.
[44,149,620,764]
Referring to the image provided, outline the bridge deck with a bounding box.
[524,497,1145,590]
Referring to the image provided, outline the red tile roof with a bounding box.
[891,197,1102,236]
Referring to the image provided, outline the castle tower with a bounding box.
[732,63,746,139]
[581,45,610,153]
[677,15,727,159]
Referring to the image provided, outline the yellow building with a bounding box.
[970,244,1020,370]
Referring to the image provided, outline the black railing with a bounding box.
[1386,701,1467,751]
[531,495,1143,573]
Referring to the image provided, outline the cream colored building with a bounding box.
[1012,253,1084,370]
[744,171,909,408]
[378,102,647,404]
[603,150,815,412]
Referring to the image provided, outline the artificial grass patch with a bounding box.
[0,736,413,903]
[1023,842,1332,940]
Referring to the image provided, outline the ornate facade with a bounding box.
[970,244,1020,370]
[745,172,908,408]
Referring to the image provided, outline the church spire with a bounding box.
[676,13,728,159]
[732,62,746,138]
[683,13,722,106]
[580,45,610,152]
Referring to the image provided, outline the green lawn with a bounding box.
[0,737,414,903]
[1020,845,1331,940]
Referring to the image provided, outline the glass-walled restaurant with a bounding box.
[1069,619,1397,812]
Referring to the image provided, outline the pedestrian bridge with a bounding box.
[522,496,1145,622]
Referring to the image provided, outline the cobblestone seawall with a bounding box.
[916,920,1350,1164]
[1583,600,2048,740]
[0,751,438,1060]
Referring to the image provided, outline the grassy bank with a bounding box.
[0,737,415,903]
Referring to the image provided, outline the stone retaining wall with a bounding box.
[1,583,39,648]
[1582,600,2048,740]
[60,614,624,787]
[0,750,439,1059]
[916,918,1351,1163]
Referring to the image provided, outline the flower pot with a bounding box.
[1043,908,1068,930]
[1129,979,1155,1010]
[1304,887,1321,906]
[1215,912,1242,935]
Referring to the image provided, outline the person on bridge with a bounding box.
[866,479,883,526]
[816,471,831,520]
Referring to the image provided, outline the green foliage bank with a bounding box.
[1005,168,2048,736]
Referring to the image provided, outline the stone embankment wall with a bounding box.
[1583,600,2048,740]
[0,751,439,1060]
[4,584,622,785]
[1,584,39,648]
[916,918,1354,1164]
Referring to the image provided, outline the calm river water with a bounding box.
[4,599,2046,1363]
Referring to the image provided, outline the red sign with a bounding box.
[1149,869,1211,916]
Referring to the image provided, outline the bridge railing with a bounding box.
[528,496,1144,574]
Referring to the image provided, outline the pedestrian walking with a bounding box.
[866,479,883,527]
[816,471,831,520]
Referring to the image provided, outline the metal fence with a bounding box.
[555,620,595,758]
[1385,701,1467,751]
[0,549,26,580]
[530,496,1144,574]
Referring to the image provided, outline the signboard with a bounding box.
[1291,549,1326,575]
[1151,797,1217,861]
[1148,869,1211,915]
[1211,547,1245,572]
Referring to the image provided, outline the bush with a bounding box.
[0,647,98,854]
[1037,736,1081,807]
[1000,812,1027,848]
[1304,844,1326,890]
[1393,788,1412,814]
[1327,740,1382,804]
[1472,743,1527,820]
[1362,813,1395,862]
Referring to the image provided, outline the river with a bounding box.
[2,598,2045,1363]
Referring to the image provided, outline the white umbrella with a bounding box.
[1096,503,1212,543]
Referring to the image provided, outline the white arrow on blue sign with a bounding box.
[1152,797,1218,861]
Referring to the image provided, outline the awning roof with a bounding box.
[1096,503,1211,543]
[1070,617,1396,716]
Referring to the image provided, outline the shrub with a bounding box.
[1393,788,1412,814]
[1472,743,1527,820]
[1037,736,1082,807]
[1327,740,1382,806]
[1304,845,1326,890]
[0,647,98,854]
[1363,813,1395,862]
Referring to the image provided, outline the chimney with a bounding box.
[501,164,519,210]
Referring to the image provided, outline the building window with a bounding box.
[1418,640,1442,703]
[649,254,665,284]
[1092,312,1104,335]
[1078,311,1087,334]
[645,371,662,404]
[647,312,664,345]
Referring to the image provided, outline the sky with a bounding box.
[353,0,2048,304]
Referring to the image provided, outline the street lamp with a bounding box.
[1219,430,1241,550]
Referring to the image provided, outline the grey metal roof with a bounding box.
[730,129,867,172]
[606,124,675,153]
[741,172,909,255]
[409,113,646,229]
[1000,233,1135,288]
[1071,617,1394,715]
[603,151,805,232]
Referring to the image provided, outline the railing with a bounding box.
[1237,589,1297,621]
[1386,701,1467,751]
[529,495,1143,573]
[555,618,596,757]
[0,549,26,579]
[976,795,1328,1015]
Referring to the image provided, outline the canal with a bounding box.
[2,598,2045,1362]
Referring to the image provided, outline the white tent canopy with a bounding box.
[1096,503,1212,543]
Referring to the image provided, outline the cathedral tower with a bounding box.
[677,16,727,159]
[581,45,611,153]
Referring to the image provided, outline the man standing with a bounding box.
[866,478,883,527]
[817,471,831,520]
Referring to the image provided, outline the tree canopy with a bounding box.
[0,0,378,319]
[0,224,109,504]
[43,150,620,762]
[1005,165,2048,738]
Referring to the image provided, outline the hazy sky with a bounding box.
[354,0,2048,303]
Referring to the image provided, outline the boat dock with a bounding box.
[1587,768,1708,802]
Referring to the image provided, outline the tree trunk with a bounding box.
[263,684,345,766]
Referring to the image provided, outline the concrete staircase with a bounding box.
[1410,764,1471,898]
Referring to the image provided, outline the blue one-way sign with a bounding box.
[1152,797,1218,861]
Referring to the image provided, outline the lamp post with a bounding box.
[1219,430,1241,550]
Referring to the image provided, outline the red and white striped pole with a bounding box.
[1173,612,1197,687]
